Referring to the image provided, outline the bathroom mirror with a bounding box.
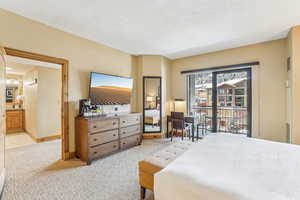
[143,76,162,133]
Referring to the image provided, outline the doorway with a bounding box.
[212,68,252,136]
[5,55,62,150]
[3,48,69,160]
[188,68,252,136]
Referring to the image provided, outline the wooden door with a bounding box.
[0,47,6,192]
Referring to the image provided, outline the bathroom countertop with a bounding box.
[6,108,24,111]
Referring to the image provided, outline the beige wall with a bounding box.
[136,55,163,114]
[287,25,300,145]
[161,57,172,133]
[24,67,61,139]
[286,30,292,143]
[136,55,171,133]
[171,39,288,142]
[37,67,61,138]
[0,9,135,152]
[23,70,38,138]
[130,56,138,113]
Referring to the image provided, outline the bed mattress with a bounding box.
[154,134,300,200]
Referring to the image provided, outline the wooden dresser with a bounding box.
[75,113,142,164]
[6,109,24,133]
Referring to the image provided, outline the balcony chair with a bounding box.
[170,112,191,141]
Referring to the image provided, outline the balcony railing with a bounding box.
[191,106,248,135]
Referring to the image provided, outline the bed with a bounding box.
[144,109,160,126]
[154,134,300,200]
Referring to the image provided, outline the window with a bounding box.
[187,72,213,115]
[235,88,245,95]
[207,89,212,95]
[226,96,232,101]
[218,89,225,94]
[199,97,207,106]
[219,96,225,102]
[235,96,245,107]
[218,96,225,106]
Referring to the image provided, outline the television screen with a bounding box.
[89,72,133,105]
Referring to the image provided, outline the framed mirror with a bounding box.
[143,76,162,133]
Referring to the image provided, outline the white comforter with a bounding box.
[154,134,300,200]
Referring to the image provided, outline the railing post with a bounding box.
[212,72,217,132]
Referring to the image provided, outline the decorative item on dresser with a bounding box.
[75,113,142,165]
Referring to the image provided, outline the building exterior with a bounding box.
[195,78,247,108]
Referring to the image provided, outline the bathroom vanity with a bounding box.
[6,109,24,133]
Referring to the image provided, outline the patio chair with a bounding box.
[170,112,191,141]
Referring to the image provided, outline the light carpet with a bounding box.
[2,138,178,200]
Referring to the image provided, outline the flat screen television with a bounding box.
[89,72,133,105]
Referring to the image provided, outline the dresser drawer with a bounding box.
[89,129,119,146]
[89,119,119,133]
[120,125,140,138]
[120,135,141,150]
[89,141,119,159]
[120,115,140,128]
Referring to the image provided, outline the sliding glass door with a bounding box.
[188,71,213,131]
[187,68,252,136]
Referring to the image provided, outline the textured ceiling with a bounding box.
[2,0,300,59]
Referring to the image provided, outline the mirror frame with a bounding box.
[142,76,162,133]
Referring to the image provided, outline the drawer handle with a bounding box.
[113,145,117,148]
[122,121,126,123]
[93,138,97,141]
[93,125,97,128]
[113,134,116,136]
[123,132,126,134]
[123,142,126,145]
[93,151,97,154]
[113,122,116,125]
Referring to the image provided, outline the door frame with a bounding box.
[142,76,162,134]
[3,47,70,160]
[212,68,252,137]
